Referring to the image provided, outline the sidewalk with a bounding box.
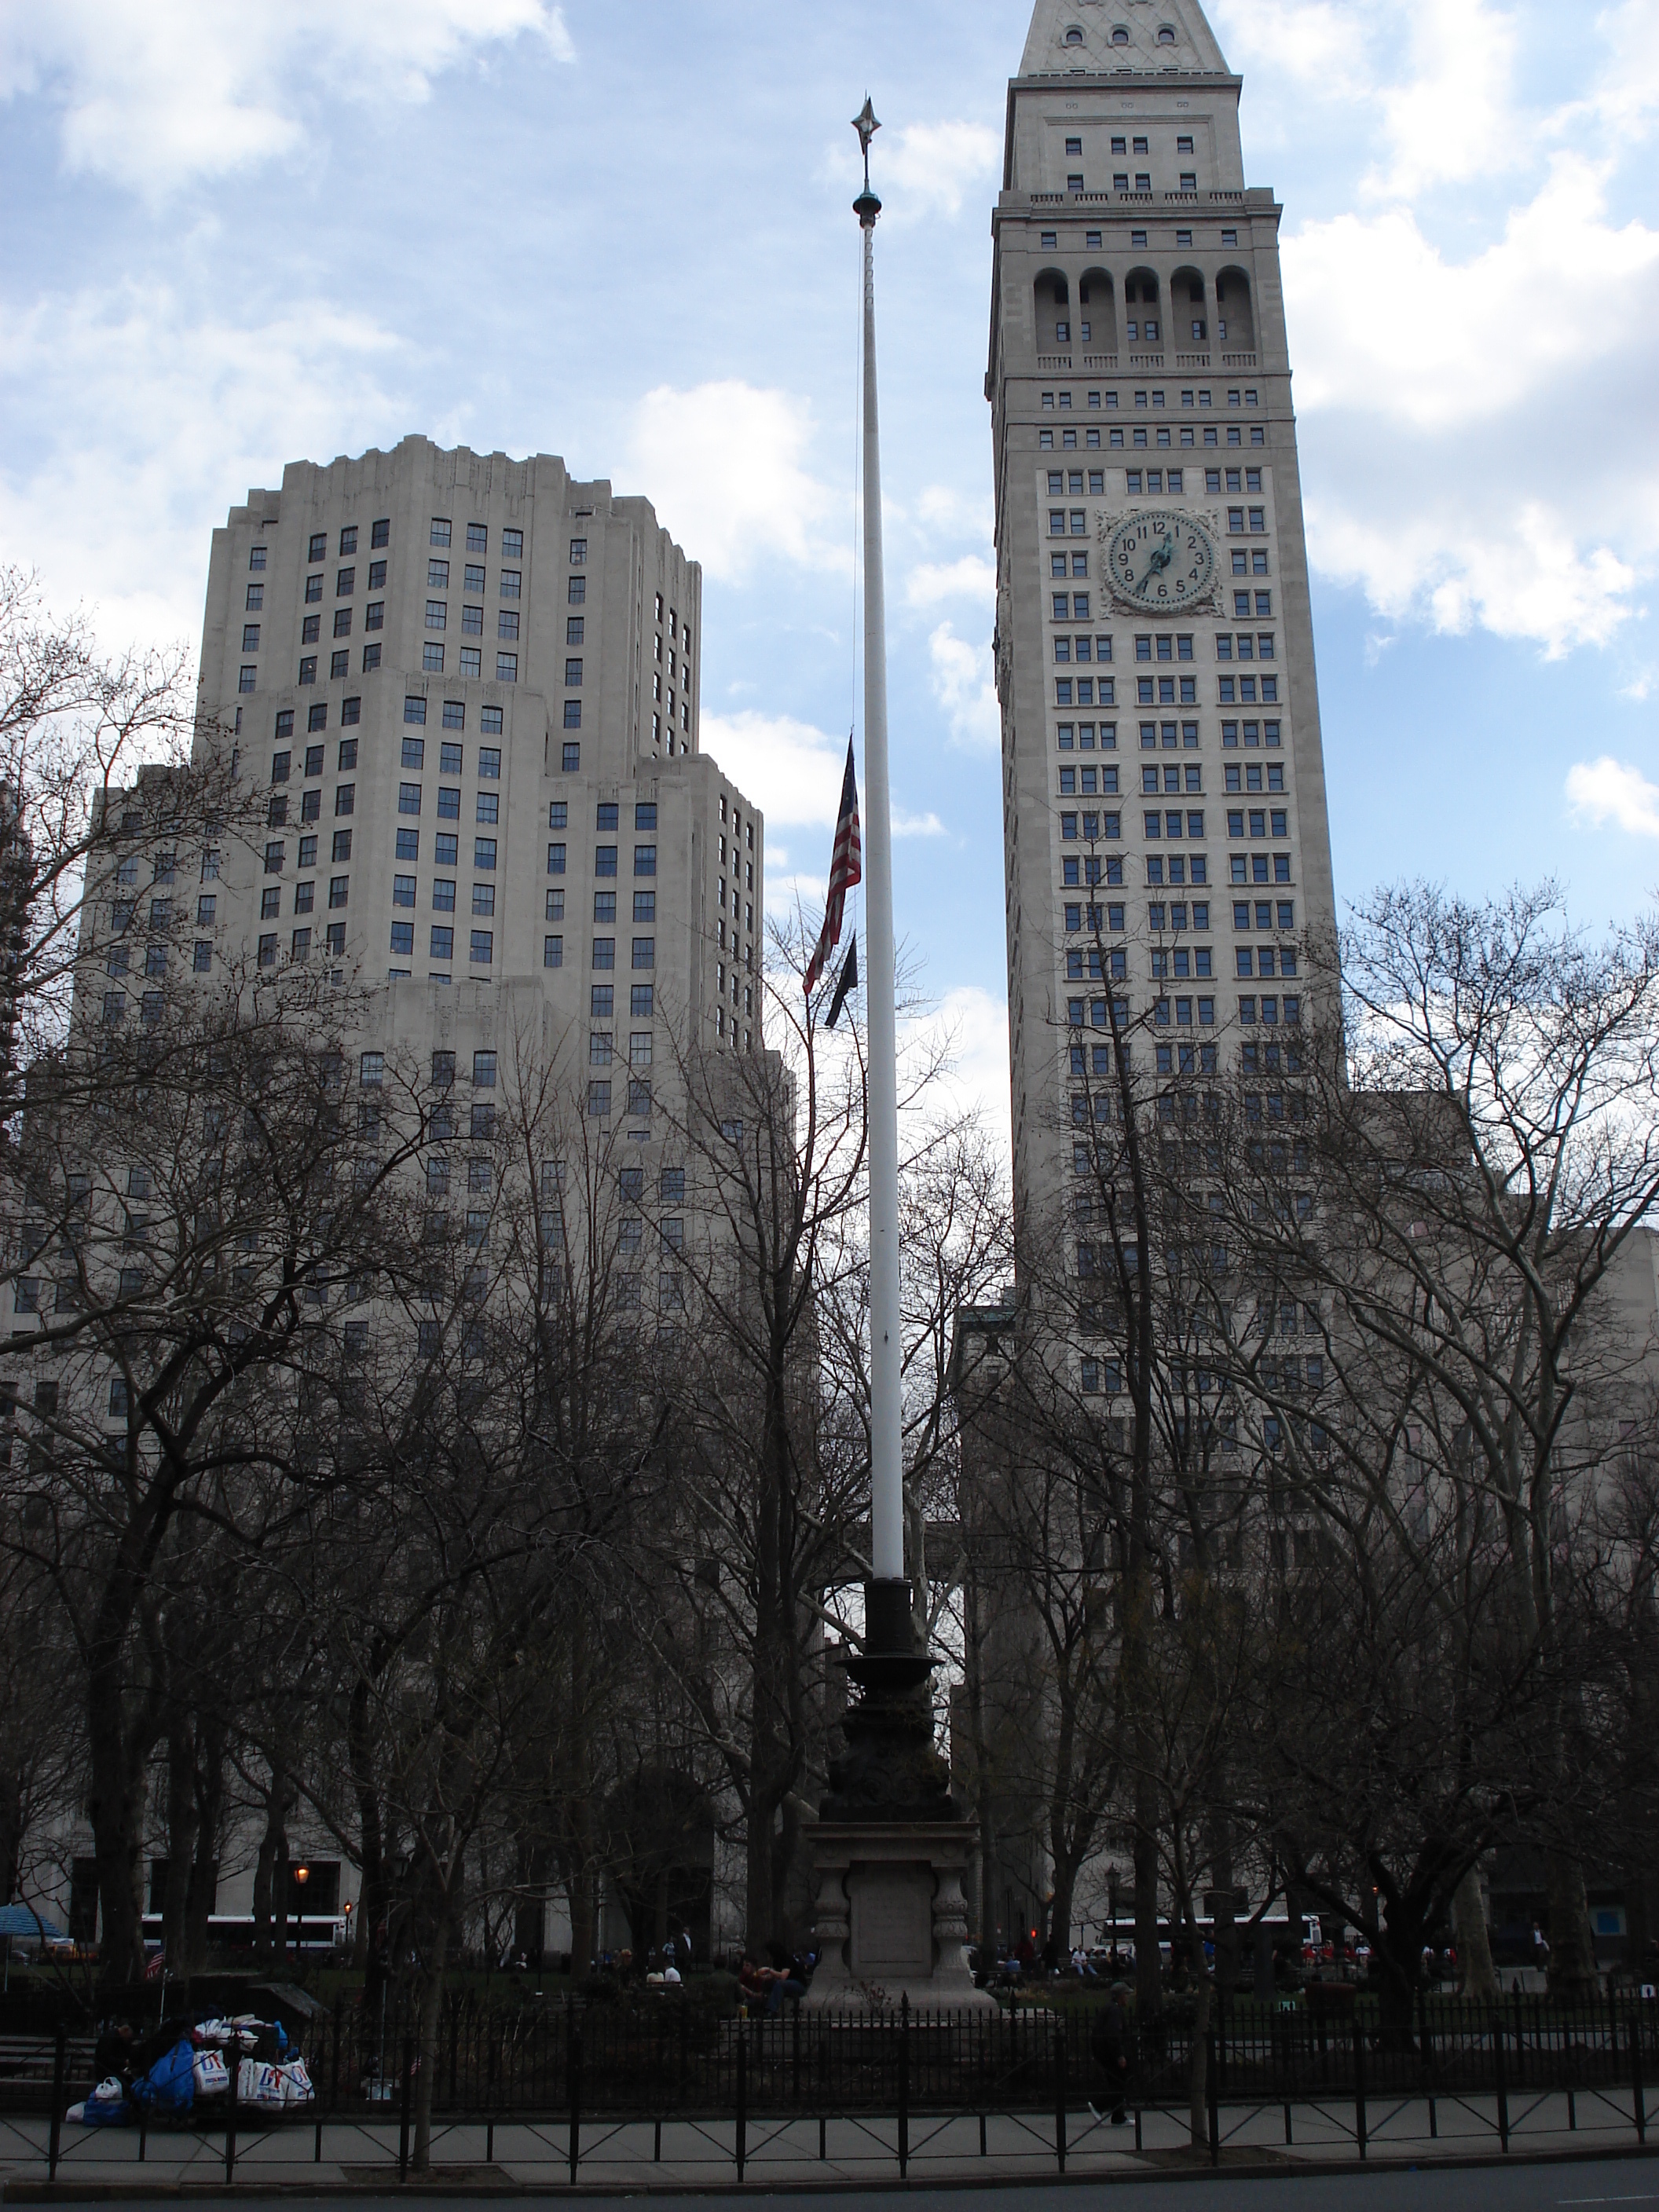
[0,2089,1652,2196]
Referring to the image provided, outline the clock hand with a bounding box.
[1137,534,1174,589]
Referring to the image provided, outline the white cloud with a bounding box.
[0,0,573,198]
[1364,0,1519,199]
[899,986,1012,1164]
[1307,496,1639,656]
[928,621,999,751]
[892,809,947,839]
[1209,0,1372,93]
[906,555,996,609]
[882,119,1001,218]
[1285,159,1659,430]
[1565,756,1659,838]
[700,710,848,831]
[1284,156,1659,653]
[627,382,845,584]
[0,282,407,654]
[823,116,999,222]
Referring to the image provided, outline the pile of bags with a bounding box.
[65,2014,315,2126]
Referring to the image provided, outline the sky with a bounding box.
[4,0,1659,1152]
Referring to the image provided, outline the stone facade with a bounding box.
[991,0,1339,1271]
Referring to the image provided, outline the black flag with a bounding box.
[826,939,859,1030]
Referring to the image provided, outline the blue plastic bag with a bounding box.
[132,2038,196,2117]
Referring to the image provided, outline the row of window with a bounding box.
[1065,991,1302,1032]
[1067,943,1214,980]
[424,602,522,640]
[1063,851,1296,889]
[1048,507,1266,542]
[1041,425,1265,451]
[1052,591,1272,624]
[1054,632,1274,665]
[411,648,519,681]
[429,521,526,558]
[1054,719,1284,752]
[251,522,390,576]
[1050,549,1272,583]
[1057,676,1280,706]
[1038,388,1259,411]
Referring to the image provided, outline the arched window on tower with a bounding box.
[1215,268,1256,353]
[1123,269,1160,349]
[1035,270,1071,350]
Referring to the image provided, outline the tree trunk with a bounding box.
[350,1676,388,2011]
[0,1762,23,1905]
[1452,1864,1497,2000]
[183,1718,225,1979]
[1187,1955,1212,2151]
[84,1683,150,1986]
[251,1769,291,1969]
[161,1720,196,1973]
[1132,1767,1163,2017]
[411,1898,456,2174]
[1545,1848,1600,2001]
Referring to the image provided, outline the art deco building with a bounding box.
[192,434,764,1082]
[989,0,1339,1275]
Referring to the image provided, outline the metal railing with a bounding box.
[2,1990,1653,2182]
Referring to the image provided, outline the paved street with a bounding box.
[1,2103,1654,2199]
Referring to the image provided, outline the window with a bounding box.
[474,836,497,870]
[497,653,518,682]
[476,792,499,825]
[592,936,615,969]
[544,933,562,967]
[390,921,414,956]
[595,844,617,877]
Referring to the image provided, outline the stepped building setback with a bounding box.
[196,434,764,1074]
[990,0,1339,1266]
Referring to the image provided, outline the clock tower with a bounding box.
[989,0,1339,1285]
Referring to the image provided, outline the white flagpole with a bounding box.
[852,105,905,1596]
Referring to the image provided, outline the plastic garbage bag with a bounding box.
[77,2079,130,2127]
[275,2057,314,2106]
[132,2038,196,2117]
[192,2049,230,2097]
[237,2059,287,2109]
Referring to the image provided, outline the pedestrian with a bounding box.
[1089,1981,1135,2126]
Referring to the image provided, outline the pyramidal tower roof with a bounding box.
[1019,0,1231,78]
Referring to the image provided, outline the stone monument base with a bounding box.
[804,1821,998,2013]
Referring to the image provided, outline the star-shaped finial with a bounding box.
[852,97,880,192]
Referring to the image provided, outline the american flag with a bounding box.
[804,735,862,995]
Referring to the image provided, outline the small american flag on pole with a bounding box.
[804,734,862,996]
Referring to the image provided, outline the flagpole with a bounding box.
[852,108,906,1611]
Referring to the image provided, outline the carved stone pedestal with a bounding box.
[804,1822,997,2012]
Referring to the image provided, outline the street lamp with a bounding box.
[292,1865,309,1971]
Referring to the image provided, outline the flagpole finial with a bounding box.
[852,96,881,225]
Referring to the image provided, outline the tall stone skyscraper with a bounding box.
[191,435,764,1109]
[989,0,1338,1274]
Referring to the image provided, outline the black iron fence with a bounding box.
[3,1990,1654,2182]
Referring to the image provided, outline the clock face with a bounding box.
[1107,511,1216,610]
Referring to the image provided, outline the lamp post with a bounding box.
[292,1865,309,1972]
